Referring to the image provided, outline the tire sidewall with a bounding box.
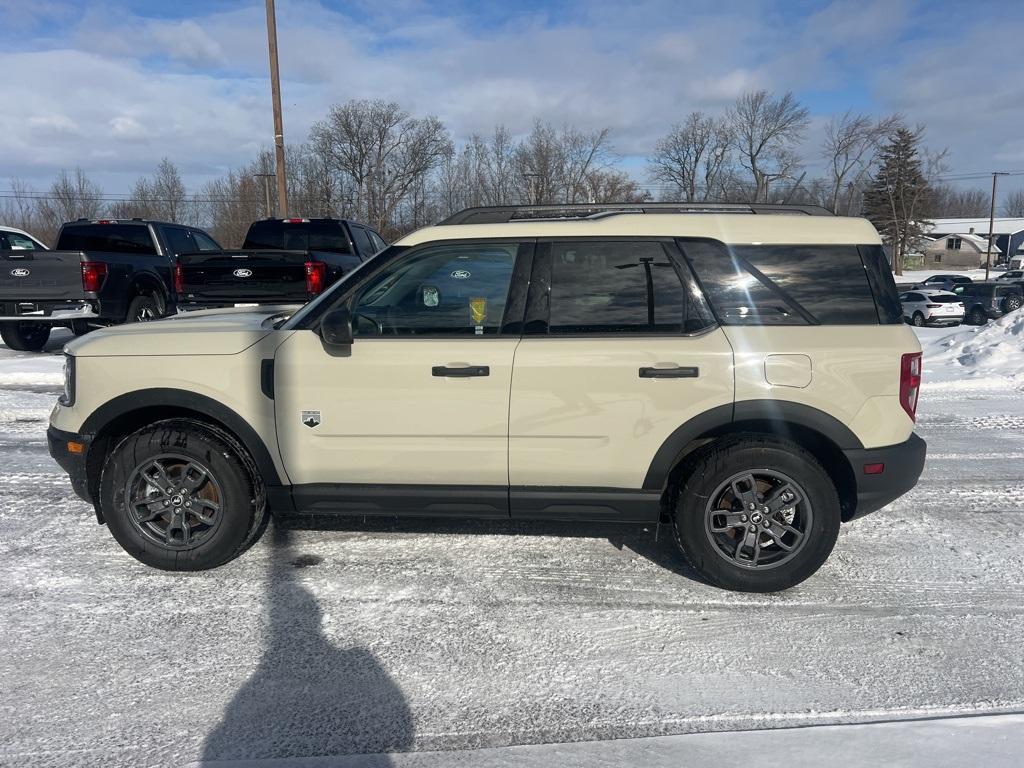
[673,439,841,593]
[913,312,925,326]
[100,421,255,570]
[126,294,160,323]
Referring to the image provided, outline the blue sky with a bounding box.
[1,0,1023,198]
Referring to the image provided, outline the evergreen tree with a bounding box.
[863,127,933,275]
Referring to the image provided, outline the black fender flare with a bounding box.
[642,400,863,491]
[80,388,283,487]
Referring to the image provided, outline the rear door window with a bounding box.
[56,224,156,255]
[163,227,196,255]
[682,241,885,325]
[191,230,221,251]
[536,240,714,335]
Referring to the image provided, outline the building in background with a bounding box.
[927,218,1024,267]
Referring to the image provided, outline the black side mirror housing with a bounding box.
[320,306,353,346]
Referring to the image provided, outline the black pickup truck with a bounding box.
[0,219,222,351]
[175,218,387,310]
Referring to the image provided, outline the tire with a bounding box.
[99,419,266,570]
[0,322,51,352]
[671,436,841,593]
[1002,294,1022,313]
[968,307,987,325]
[126,294,161,323]
[912,312,925,327]
[71,320,91,337]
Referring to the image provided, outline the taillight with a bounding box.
[305,261,326,295]
[900,352,922,421]
[926,304,941,308]
[173,264,185,295]
[81,262,107,292]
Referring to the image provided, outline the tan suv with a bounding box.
[48,204,926,592]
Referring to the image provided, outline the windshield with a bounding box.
[281,245,407,330]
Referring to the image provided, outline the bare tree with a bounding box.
[1002,188,1024,218]
[822,111,901,214]
[36,168,104,239]
[310,99,452,237]
[727,91,810,203]
[647,112,732,201]
[928,185,991,217]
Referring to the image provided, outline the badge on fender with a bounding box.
[301,410,321,429]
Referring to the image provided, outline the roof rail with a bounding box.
[438,202,835,225]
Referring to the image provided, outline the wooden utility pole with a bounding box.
[265,0,289,217]
[985,172,1009,280]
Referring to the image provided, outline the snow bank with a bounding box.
[921,313,1024,382]
[0,356,64,388]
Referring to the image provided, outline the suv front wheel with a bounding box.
[99,419,266,570]
[672,437,841,592]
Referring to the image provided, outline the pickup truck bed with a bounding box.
[0,249,103,322]
[175,250,343,307]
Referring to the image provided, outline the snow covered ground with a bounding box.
[1,321,1023,766]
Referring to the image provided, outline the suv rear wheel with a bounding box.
[0,321,51,351]
[99,419,266,570]
[912,311,925,327]
[672,436,841,592]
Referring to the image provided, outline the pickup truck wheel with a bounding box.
[671,437,841,593]
[1002,294,1022,313]
[0,322,51,352]
[99,420,264,570]
[968,307,987,325]
[126,294,160,323]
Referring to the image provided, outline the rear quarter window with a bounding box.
[681,241,888,325]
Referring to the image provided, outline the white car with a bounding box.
[0,225,48,252]
[995,270,1024,281]
[899,289,964,327]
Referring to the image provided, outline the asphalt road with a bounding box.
[1,336,1022,766]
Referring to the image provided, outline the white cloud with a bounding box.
[0,0,1022,201]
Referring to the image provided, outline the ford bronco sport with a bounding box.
[48,203,926,592]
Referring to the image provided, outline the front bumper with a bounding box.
[842,433,927,520]
[47,425,95,505]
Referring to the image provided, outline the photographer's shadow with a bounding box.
[200,524,413,765]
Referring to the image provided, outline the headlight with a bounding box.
[59,354,75,407]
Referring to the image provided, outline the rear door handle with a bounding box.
[639,365,699,379]
[432,365,490,378]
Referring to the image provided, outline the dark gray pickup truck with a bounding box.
[0,219,221,351]
[174,218,387,311]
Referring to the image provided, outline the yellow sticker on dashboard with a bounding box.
[470,297,487,324]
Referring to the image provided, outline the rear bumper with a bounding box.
[47,425,95,505]
[926,316,963,326]
[843,433,927,521]
[179,299,309,311]
[0,300,98,323]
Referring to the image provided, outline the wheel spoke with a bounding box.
[146,461,174,494]
[165,515,190,546]
[764,524,796,551]
[730,473,760,510]
[180,463,209,493]
[710,512,747,533]
[765,483,801,512]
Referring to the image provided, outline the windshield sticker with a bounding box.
[470,297,487,324]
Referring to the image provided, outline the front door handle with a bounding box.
[432,365,490,378]
[639,365,699,379]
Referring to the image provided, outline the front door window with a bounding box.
[351,243,519,336]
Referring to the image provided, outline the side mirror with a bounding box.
[320,306,353,346]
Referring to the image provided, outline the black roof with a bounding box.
[438,203,835,225]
